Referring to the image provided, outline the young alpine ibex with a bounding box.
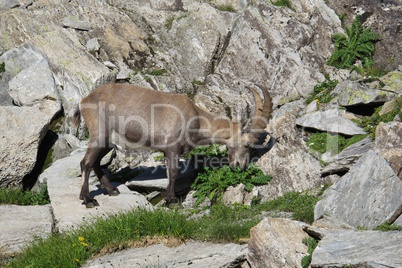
[74,83,272,208]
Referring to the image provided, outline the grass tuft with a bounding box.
[0,186,50,205]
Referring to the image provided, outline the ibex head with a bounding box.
[225,85,273,169]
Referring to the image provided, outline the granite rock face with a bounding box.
[315,150,402,229]
[248,217,309,268]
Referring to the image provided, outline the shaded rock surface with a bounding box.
[84,241,248,268]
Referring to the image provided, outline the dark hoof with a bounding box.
[84,199,99,208]
[165,196,179,206]
[108,188,120,196]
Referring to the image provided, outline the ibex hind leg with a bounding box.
[93,147,120,196]
[80,147,104,208]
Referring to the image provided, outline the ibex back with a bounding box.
[74,83,272,208]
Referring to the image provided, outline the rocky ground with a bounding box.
[1,0,402,267]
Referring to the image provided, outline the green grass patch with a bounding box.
[257,191,319,224]
[0,62,5,73]
[0,186,50,205]
[272,0,293,9]
[306,79,338,104]
[146,69,168,76]
[301,236,319,268]
[192,164,272,206]
[374,221,402,231]
[307,132,367,155]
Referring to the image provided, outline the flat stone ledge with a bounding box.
[0,204,53,256]
[84,241,248,268]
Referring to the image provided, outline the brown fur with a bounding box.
[75,83,272,207]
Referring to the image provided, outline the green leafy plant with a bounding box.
[301,237,319,268]
[327,16,381,70]
[306,79,339,104]
[307,132,367,155]
[191,164,272,206]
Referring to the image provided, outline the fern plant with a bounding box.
[191,164,272,206]
[327,16,381,69]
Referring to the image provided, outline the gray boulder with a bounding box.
[0,105,56,187]
[296,109,366,136]
[0,44,61,187]
[1,44,59,107]
[315,150,402,229]
[248,217,309,268]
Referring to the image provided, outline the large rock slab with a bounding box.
[296,109,366,136]
[0,204,53,256]
[248,217,309,268]
[311,230,402,268]
[315,150,402,229]
[84,241,248,268]
[39,151,153,232]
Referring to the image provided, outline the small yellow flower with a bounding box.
[75,258,80,262]
[78,236,85,242]
[81,242,88,247]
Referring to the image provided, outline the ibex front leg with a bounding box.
[165,149,180,204]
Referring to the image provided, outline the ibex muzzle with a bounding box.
[74,83,272,208]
